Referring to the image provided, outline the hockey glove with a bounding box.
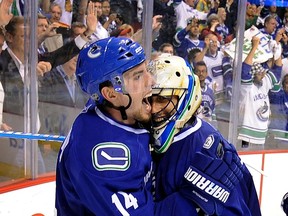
[179,132,245,215]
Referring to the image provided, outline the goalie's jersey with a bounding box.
[55,107,154,215]
[153,117,261,216]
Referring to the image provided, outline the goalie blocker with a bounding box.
[180,133,247,215]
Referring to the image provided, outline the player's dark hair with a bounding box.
[98,80,114,107]
[99,80,113,93]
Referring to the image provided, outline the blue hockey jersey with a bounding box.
[153,117,261,216]
[55,107,154,215]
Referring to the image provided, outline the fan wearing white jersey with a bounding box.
[195,33,233,105]
[238,36,282,147]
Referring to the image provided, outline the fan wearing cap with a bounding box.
[250,62,270,86]
[238,36,282,148]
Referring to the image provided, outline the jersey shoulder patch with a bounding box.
[92,142,130,171]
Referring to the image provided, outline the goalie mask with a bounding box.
[148,55,202,153]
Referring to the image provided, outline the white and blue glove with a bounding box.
[179,133,245,215]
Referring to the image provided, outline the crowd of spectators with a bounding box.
[1,0,288,149]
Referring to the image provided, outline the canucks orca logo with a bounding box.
[203,135,214,149]
[256,101,269,121]
[88,44,102,59]
[92,142,131,171]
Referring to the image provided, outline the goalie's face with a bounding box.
[150,93,179,128]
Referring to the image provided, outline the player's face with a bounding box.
[122,62,154,124]
[150,94,178,127]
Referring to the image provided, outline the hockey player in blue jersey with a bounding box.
[148,55,261,215]
[55,37,156,215]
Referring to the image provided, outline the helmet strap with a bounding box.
[108,93,132,120]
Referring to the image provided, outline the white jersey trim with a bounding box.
[172,117,202,143]
[96,108,149,134]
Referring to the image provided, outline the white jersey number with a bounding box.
[112,192,138,216]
